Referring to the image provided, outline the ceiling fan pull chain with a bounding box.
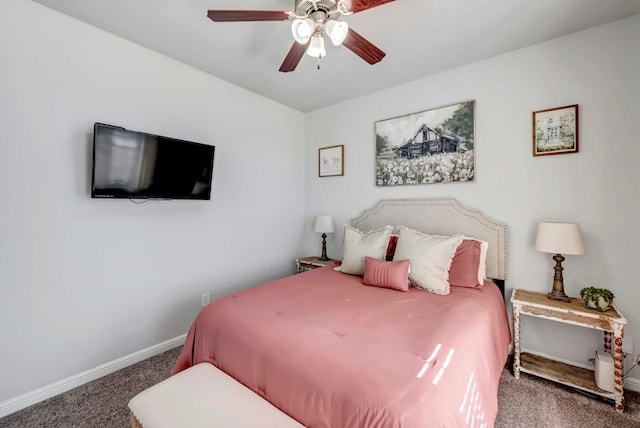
[317,56,321,70]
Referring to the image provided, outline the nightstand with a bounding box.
[295,256,335,273]
[511,288,627,412]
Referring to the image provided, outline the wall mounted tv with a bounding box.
[91,123,215,200]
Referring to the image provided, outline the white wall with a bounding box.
[304,15,640,386]
[0,0,305,403]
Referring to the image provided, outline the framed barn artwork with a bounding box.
[318,145,344,177]
[375,100,475,186]
[532,104,579,156]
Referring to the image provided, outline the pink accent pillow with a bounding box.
[362,256,410,292]
[385,234,399,261]
[449,239,482,288]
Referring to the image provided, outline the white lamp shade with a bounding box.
[325,20,349,46]
[291,18,314,44]
[535,222,586,255]
[314,215,334,233]
[306,34,326,58]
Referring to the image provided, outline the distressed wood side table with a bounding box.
[295,256,335,273]
[511,288,627,412]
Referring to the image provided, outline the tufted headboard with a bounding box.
[351,198,508,285]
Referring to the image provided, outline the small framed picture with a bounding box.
[318,145,344,177]
[533,104,579,156]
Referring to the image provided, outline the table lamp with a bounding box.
[535,222,586,302]
[314,215,334,261]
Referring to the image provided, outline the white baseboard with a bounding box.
[0,334,186,419]
[625,375,640,393]
[520,348,640,393]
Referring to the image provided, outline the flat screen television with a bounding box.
[91,123,215,200]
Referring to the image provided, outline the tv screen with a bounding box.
[91,123,215,200]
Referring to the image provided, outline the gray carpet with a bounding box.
[1,347,638,427]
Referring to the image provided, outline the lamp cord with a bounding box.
[623,357,639,379]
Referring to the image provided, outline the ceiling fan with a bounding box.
[207,0,394,72]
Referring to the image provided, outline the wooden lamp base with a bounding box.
[547,253,570,302]
[318,233,331,261]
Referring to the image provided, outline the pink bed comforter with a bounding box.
[174,266,511,428]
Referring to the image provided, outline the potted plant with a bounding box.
[579,286,615,312]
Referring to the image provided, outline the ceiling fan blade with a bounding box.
[347,0,395,14]
[342,28,386,65]
[207,10,290,22]
[279,41,310,73]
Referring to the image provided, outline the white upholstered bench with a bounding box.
[128,363,304,428]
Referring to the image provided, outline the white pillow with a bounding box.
[340,225,393,276]
[393,226,463,295]
[462,235,489,284]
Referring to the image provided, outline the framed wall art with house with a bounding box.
[532,104,579,156]
[375,100,475,186]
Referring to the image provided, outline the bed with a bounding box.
[174,198,511,427]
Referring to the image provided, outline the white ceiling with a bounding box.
[32,0,640,112]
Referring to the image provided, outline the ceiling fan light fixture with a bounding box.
[306,34,326,58]
[207,0,390,73]
[291,18,315,44]
[325,20,349,46]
